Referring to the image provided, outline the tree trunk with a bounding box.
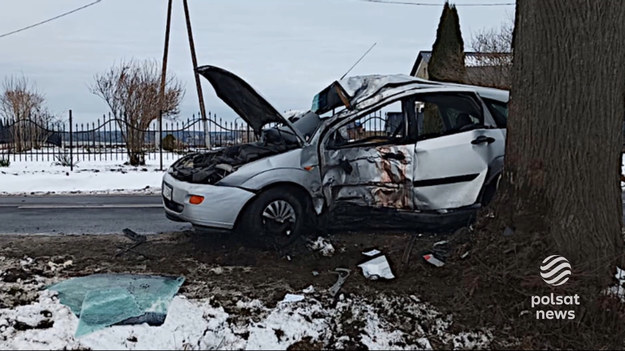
[496,0,625,282]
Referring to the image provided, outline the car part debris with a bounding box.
[116,228,149,258]
[362,249,381,257]
[281,293,305,303]
[47,274,184,337]
[358,255,395,280]
[402,234,418,264]
[423,254,445,267]
[123,228,146,243]
[329,268,351,296]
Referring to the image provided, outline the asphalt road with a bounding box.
[2,193,625,235]
[0,195,192,235]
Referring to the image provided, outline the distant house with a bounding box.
[410,50,512,89]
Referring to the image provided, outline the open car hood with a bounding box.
[197,65,304,142]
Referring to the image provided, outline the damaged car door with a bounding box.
[320,100,415,210]
[410,92,505,210]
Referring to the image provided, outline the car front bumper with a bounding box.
[162,173,256,230]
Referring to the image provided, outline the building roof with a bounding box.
[409,50,512,77]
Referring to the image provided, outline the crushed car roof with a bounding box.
[312,74,509,114]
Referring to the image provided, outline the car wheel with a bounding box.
[238,189,306,248]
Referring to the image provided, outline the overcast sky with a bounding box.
[0,0,514,123]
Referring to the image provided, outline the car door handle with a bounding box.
[471,136,496,145]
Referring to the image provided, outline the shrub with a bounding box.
[54,151,79,168]
[162,134,176,151]
[0,158,9,167]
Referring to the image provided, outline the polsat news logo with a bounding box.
[530,255,580,320]
[540,255,571,286]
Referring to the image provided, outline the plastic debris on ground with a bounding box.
[358,255,395,280]
[362,249,381,257]
[307,236,335,257]
[423,254,445,267]
[329,268,351,296]
[47,274,184,337]
[302,285,315,294]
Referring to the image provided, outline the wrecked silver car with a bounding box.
[163,65,508,246]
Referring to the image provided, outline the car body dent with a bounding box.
[321,144,414,210]
[217,148,324,214]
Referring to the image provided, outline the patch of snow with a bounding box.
[605,267,625,302]
[307,236,335,257]
[0,154,177,195]
[280,294,305,303]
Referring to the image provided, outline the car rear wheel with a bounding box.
[238,189,306,248]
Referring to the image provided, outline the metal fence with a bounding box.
[0,110,257,169]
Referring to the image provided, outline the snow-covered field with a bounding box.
[0,154,177,195]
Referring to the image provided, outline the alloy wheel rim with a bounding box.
[262,200,296,236]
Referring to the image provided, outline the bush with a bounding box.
[0,158,9,167]
[55,151,79,168]
[162,134,176,151]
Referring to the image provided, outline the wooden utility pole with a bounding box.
[182,0,211,149]
[159,0,211,152]
[158,0,173,170]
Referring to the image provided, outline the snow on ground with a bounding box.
[0,289,492,350]
[0,261,493,350]
[0,154,177,195]
[605,267,625,302]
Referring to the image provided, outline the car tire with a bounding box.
[237,188,306,249]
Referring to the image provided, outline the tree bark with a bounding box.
[496,0,625,281]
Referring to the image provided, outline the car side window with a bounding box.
[412,93,484,141]
[327,100,407,148]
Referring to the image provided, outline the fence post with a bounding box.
[203,114,211,150]
[69,110,73,172]
[159,110,163,171]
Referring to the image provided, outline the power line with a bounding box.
[362,0,514,6]
[0,0,103,39]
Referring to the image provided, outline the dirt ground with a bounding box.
[0,227,507,349]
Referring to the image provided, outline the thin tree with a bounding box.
[496,0,625,289]
[467,19,513,89]
[428,2,466,83]
[0,76,54,151]
[91,59,184,166]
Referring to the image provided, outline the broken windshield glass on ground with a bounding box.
[47,274,184,336]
